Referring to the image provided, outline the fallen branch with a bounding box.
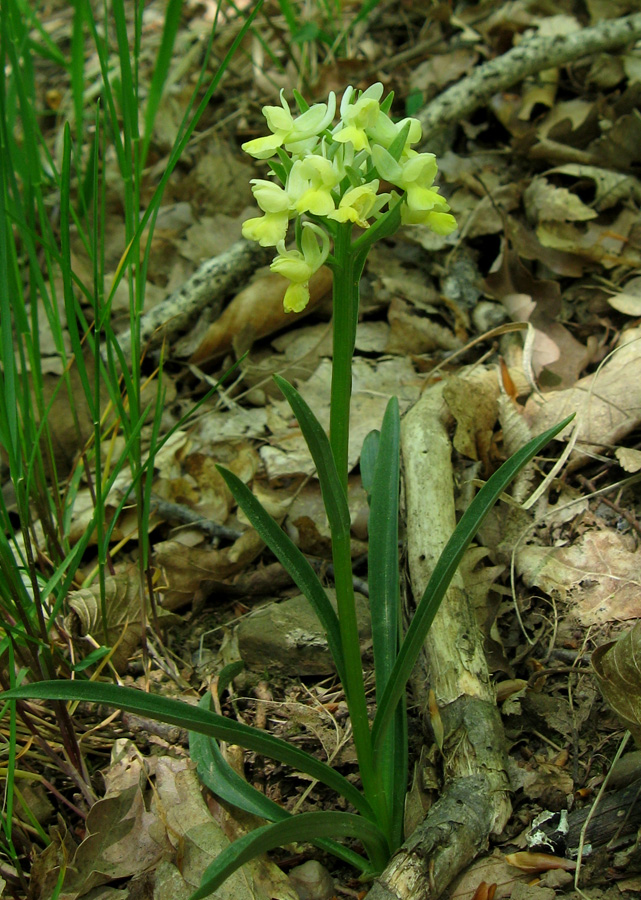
[418,13,641,143]
[365,382,511,900]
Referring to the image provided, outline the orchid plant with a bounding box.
[2,85,572,899]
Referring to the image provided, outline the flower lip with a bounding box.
[270,223,330,312]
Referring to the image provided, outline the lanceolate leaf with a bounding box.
[216,467,346,686]
[366,397,405,847]
[368,397,401,700]
[190,696,373,872]
[372,414,575,754]
[189,812,388,900]
[2,681,374,819]
[360,428,380,502]
[274,375,351,538]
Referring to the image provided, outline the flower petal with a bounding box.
[242,211,289,246]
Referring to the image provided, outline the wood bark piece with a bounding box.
[117,239,272,362]
[366,383,511,900]
[531,778,641,854]
[418,13,641,143]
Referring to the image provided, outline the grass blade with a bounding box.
[141,0,183,167]
[274,375,350,538]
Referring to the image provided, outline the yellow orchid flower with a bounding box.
[270,223,330,313]
[372,146,443,210]
[283,282,311,313]
[288,156,341,217]
[401,207,457,234]
[327,183,386,228]
[333,84,383,151]
[241,211,289,247]
[242,91,336,160]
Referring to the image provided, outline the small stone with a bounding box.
[288,860,334,900]
[236,590,371,676]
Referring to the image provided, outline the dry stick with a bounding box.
[418,12,641,143]
[366,384,511,900]
[116,239,273,363]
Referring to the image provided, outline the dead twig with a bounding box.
[418,13,641,143]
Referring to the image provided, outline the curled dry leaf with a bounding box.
[504,851,576,873]
[615,447,641,473]
[524,325,641,469]
[155,528,265,611]
[592,622,641,748]
[65,565,181,672]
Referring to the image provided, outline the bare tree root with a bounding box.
[418,12,641,143]
[365,382,511,899]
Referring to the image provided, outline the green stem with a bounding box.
[329,224,359,491]
[328,224,389,838]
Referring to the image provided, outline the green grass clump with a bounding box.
[0,0,260,884]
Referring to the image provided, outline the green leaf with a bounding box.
[267,158,288,184]
[2,681,373,819]
[216,467,346,687]
[189,695,370,872]
[372,414,576,754]
[216,661,244,698]
[405,90,424,117]
[189,811,387,900]
[360,428,380,501]
[190,696,287,821]
[70,647,110,672]
[368,397,400,701]
[292,88,310,113]
[386,120,411,163]
[352,199,403,257]
[274,376,351,538]
[366,398,405,846]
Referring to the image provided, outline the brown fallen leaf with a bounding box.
[592,622,641,748]
[485,242,591,386]
[189,266,333,366]
[65,565,181,672]
[517,528,641,626]
[524,325,641,470]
